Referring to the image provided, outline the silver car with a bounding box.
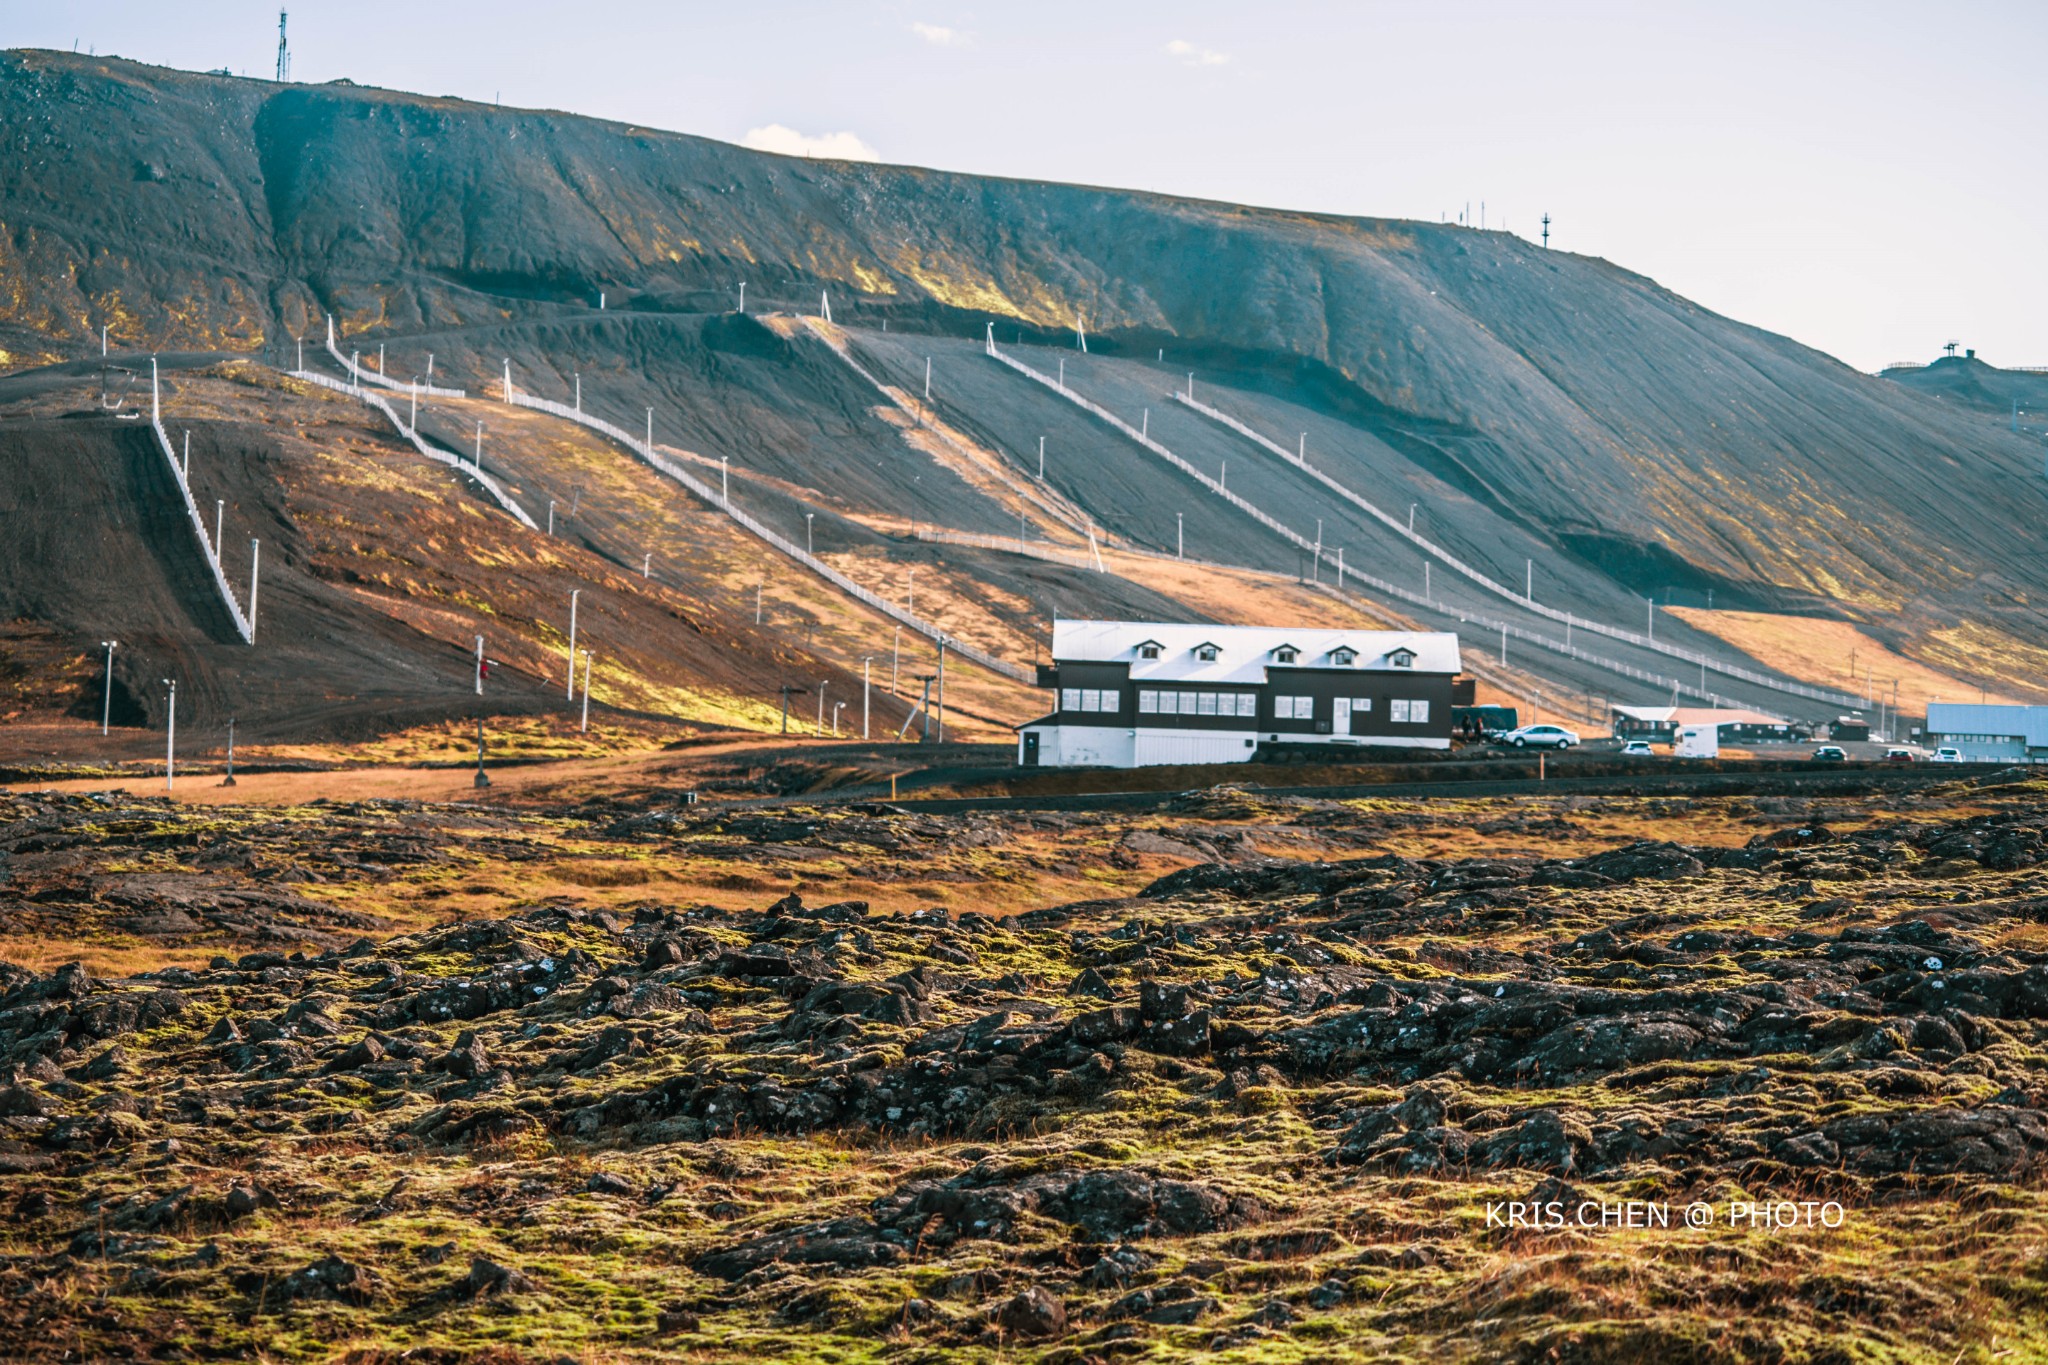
[1502,724,1579,750]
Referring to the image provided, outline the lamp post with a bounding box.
[474,635,486,695]
[806,512,814,555]
[100,641,117,735]
[832,700,845,737]
[862,656,873,739]
[816,679,829,735]
[162,679,177,791]
[579,650,593,733]
[566,590,580,699]
[1176,512,1183,560]
[222,718,237,787]
[1408,503,1417,534]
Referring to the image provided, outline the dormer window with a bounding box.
[1272,644,1299,665]
[1135,639,1164,660]
[1387,648,1416,669]
[1330,647,1358,666]
[1193,642,1221,662]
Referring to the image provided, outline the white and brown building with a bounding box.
[1018,620,1463,767]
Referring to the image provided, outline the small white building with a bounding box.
[1018,620,1463,768]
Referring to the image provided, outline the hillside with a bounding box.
[3,47,2046,739]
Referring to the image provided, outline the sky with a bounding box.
[12,0,2045,372]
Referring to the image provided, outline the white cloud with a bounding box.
[739,124,880,162]
[911,21,970,47]
[1165,38,1229,68]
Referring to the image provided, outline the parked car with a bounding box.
[1501,724,1579,750]
[1884,747,1917,763]
[1811,745,1847,763]
[1618,740,1656,757]
[1931,747,1963,763]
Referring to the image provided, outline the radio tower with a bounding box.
[1541,212,1551,249]
[275,10,290,83]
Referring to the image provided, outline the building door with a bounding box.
[1333,700,1350,736]
[1022,732,1040,766]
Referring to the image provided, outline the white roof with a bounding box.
[1050,620,1460,685]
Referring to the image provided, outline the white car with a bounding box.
[1618,740,1656,757]
[1931,747,1963,763]
[1502,724,1579,750]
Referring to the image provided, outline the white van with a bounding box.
[1673,724,1719,758]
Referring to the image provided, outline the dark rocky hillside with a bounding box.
[2,47,2043,658]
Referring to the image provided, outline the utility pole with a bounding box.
[937,641,947,743]
[815,679,829,735]
[1647,597,1655,641]
[1312,520,1322,583]
[548,501,556,535]
[892,626,901,693]
[474,717,489,788]
[738,282,746,313]
[862,656,873,739]
[806,512,814,555]
[755,583,763,625]
[1038,436,1045,479]
[222,718,237,787]
[248,540,260,642]
[1177,512,1184,559]
[642,553,651,579]
[833,701,845,737]
[100,641,117,734]
[474,635,486,694]
[721,456,729,503]
[778,684,804,734]
[214,502,223,564]
[474,421,483,472]
[162,679,177,791]
[1526,559,1533,600]
[574,373,580,412]
[1541,212,1550,249]
[275,9,289,81]
[566,590,579,699]
[580,650,593,733]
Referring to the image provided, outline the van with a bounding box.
[1673,724,1719,758]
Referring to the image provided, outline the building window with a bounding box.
[1331,647,1356,666]
[1237,693,1257,716]
[1138,690,1159,713]
[1274,646,1298,664]
[1198,692,1218,715]
[1352,697,1372,712]
[1138,642,1162,659]
[1062,688,1080,712]
[1412,700,1429,722]
[1391,699,1429,723]
[1276,695,1312,720]
[1195,644,1220,662]
[1387,649,1416,668]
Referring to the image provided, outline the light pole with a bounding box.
[721,456,729,503]
[806,512,814,555]
[214,501,223,563]
[1038,436,1045,479]
[248,539,260,642]
[548,500,556,535]
[1312,520,1323,583]
[100,641,117,734]
[862,656,873,739]
[574,373,580,412]
[1177,512,1184,559]
[738,281,746,313]
[474,421,483,473]
[566,590,580,699]
[222,718,237,787]
[1409,503,1417,534]
[642,553,651,579]
[816,679,828,735]
[162,679,177,791]
[832,700,845,737]
[1646,597,1655,640]
[410,379,418,429]
[892,626,901,693]
[474,635,486,694]
[579,650,593,733]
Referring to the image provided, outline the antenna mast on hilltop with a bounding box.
[1541,212,1551,249]
[275,10,290,83]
